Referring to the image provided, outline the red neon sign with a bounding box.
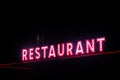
[22,37,105,61]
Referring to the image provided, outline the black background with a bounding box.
[0,1,119,80]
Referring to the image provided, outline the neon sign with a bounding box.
[22,37,105,62]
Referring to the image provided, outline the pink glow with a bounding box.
[41,46,48,59]
[67,42,73,56]
[76,41,84,55]
[35,47,40,60]
[3,50,120,69]
[86,39,95,53]
[21,37,106,62]
[22,49,28,61]
[58,44,65,57]
[29,48,34,60]
[48,45,56,58]
[97,37,105,52]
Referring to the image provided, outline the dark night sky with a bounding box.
[0,1,120,80]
